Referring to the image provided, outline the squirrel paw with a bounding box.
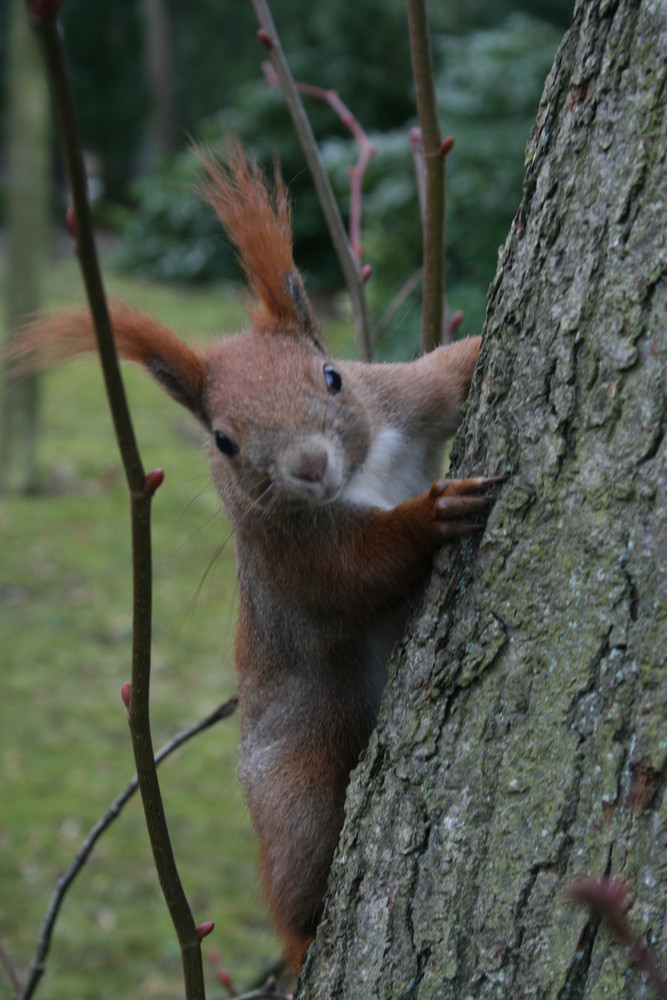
[428,475,504,540]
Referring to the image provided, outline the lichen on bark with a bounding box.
[297,0,666,997]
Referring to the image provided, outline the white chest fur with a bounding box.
[341,425,436,511]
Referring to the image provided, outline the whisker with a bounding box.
[176,480,218,519]
[156,504,228,580]
[245,480,277,515]
[185,523,236,624]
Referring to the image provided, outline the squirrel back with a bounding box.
[13,144,495,969]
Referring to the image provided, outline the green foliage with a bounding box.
[167,0,259,133]
[60,0,149,198]
[325,11,564,353]
[117,0,421,289]
[118,152,224,283]
[118,12,562,357]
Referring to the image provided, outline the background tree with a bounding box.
[141,0,178,162]
[59,0,148,199]
[298,0,666,996]
[0,0,49,494]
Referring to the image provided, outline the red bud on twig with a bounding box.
[65,204,77,242]
[567,876,632,925]
[143,468,164,496]
[448,310,464,335]
[216,968,235,995]
[361,264,373,284]
[121,683,131,711]
[567,876,667,998]
[257,29,273,50]
[197,921,215,940]
[438,136,455,158]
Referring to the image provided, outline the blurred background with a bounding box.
[0,1,573,997]
[0,0,575,354]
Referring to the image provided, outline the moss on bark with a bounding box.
[297,0,666,996]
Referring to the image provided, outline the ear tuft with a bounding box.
[194,141,323,349]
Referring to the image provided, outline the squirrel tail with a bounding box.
[9,304,209,425]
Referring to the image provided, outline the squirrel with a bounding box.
[16,143,501,969]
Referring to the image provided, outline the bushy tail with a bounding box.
[9,304,209,425]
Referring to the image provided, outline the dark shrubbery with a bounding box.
[118,13,562,355]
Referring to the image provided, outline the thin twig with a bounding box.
[17,698,238,1000]
[235,980,292,1000]
[262,63,376,263]
[409,128,426,227]
[407,0,446,354]
[372,267,424,347]
[0,940,23,996]
[251,0,373,361]
[568,877,667,999]
[27,4,206,998]
[235,990,291,1000]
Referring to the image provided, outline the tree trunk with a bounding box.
[298,0,666,997]
[141,0,178,163]
[0,0,49,494]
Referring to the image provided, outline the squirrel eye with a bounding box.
[214,430,239,458]
[323,364,343,395]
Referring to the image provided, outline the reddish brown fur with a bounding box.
[12,304,206,405]
[194,142,300,334]
[12,144,497,972]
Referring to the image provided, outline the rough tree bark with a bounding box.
[298,1,666,997]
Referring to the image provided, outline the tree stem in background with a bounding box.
[250,0,373,361]
[407,0,445,354]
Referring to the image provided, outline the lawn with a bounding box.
[0,241,353,999]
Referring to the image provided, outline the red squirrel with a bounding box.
[18,144,499,968]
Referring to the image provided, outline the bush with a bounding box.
[117,13,562,356]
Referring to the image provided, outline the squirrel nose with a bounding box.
[292,449,328,484]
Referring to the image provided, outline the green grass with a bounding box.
[0,246,355,999]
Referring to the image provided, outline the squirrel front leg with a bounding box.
[351,475,501,610]
[287,475,502,619]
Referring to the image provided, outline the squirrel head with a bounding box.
[12,142,372,512]
[203,329,370,511]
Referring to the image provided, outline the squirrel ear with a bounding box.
[284,269,321,346]
[143,353,208,427]
[195,141,325,351]
[11,305,210,428]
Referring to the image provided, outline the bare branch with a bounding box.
[262,64,377,265]
[27,4,207,998]
[568,877,667,1000]
[372,267,424,347]
[17,698,238,1000]
[235,978,292,1000]
[407,0,446,354]
[251,0,373,361]
[409,128,426,227]
[0,940,23,997]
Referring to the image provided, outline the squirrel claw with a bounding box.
[432,475,505,497]
[435,494,494,518]
[436,520,485,540]
[429,474,503,538]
